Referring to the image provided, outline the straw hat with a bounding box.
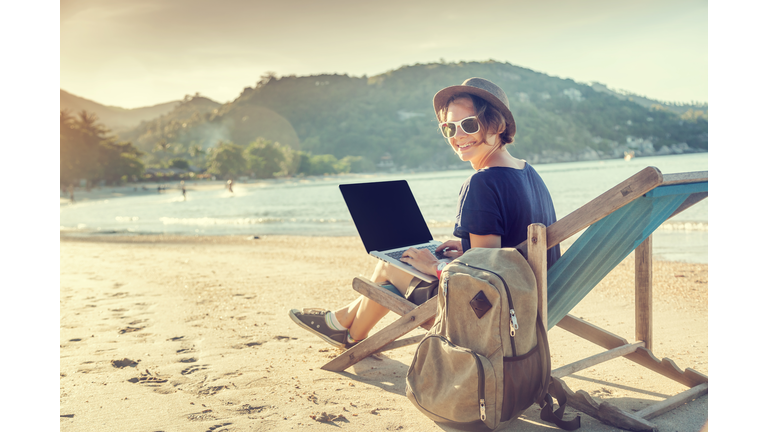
[433,77,516,138]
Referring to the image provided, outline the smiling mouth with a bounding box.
[455,141,476,151]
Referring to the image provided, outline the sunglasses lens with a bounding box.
[461,117,480,134]
[440,123,456,138]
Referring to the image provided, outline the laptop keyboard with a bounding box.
[385,244,444,261]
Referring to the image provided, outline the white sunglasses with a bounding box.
[439,116,481,138]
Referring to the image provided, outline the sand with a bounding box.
[60,234,707,431]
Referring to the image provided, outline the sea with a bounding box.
[60,153,708,263]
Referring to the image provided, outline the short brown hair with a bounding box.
[437,93,514,146]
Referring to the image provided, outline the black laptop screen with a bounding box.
[339,180,434,253]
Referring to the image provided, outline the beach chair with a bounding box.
[321,166,708,432]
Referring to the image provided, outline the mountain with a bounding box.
[60,90,183,132]
[588,82,708,116]
[67,60,708,170]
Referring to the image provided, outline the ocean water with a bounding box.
[60,153,708,263]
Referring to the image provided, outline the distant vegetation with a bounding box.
[60,60,707,186]
[60,110,145,186]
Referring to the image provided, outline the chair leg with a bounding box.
[320,296,438,372]
[635,235,653,351]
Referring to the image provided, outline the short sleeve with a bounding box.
[453,174,505,244]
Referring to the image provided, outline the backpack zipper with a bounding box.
[451,262,518,357]
[429,335,487,422]
[439,276,486,421]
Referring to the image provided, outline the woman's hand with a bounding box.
[437,240,464,259]
[400,247,441,276]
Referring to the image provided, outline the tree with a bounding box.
[101,142,145,184]
[244,138,287,178]
[335,155,375,173]
[60,110,145,185]
[306,154,339,176]
[168,158,190,170]
[207,141,247,179]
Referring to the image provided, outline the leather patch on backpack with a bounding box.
[470,290,492,319]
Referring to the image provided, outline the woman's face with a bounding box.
[445,98,499,168]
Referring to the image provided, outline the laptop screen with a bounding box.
[340,180,434,253]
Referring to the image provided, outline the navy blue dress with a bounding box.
[453,164,560,268]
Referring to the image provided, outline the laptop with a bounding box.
[339,180,448,282]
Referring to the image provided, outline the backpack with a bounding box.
[405,248,580,431]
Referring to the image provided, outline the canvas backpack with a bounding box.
[405,248,580,431]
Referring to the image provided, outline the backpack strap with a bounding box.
[540,383,581,430]
[535,315,581,430]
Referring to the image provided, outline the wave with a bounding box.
[427,220,707,232]
[158,216,351,226]
[60,225,88,231]
[426,220,455,228]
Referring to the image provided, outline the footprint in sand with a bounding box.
[111,358,140,368]
[168,336,185,341]
[236,404,268,415]
[127,376,168,385]
[231,341,264,349]
[205,422,233,431]
[179,357,198,363]
[176,347,195,354]
[118,326,145,334]
[186,411,216,422]
[181,364,209,375]
[199,385,227,395]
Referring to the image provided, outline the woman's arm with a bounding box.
[469,233,501,249]
[401,234,502,276]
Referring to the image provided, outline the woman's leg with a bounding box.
[333,261,414,340]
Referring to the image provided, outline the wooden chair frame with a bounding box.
[321,167,708,432]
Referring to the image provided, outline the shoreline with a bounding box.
[59,152,708,206]
[59,231,708,265]
[60,234,707,431]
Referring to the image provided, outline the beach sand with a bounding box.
[60,234,707,431]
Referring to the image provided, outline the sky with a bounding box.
[60,0,708,109]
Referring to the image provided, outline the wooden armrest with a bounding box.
[516,166,664,255]
[661,171,708,186]
[352,277,417,316]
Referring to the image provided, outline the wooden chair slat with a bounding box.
[352,277,416,317]
[661,171,708,185]
[320,296,437,372]
[635,383,708,420]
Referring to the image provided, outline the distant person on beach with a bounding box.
[289,78,560,349]
[181,180,186,201]
[227,179,234,193]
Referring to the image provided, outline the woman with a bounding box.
[289,77,559,349]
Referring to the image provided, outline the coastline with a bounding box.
[60,234,707,431]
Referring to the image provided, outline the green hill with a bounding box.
[80,60,710,171]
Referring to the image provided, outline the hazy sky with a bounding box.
[61,0,707,109]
